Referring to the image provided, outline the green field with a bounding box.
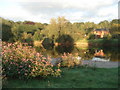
[75,39,119,48]
[3,67,119,88]
[76,39,118,44]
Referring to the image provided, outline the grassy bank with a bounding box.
[75,39,119,47]
[89,39,118,44]
[3,67,118,88]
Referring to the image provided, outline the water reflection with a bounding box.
[55,45,74,54]
[42,38,54,50]
[94,49,105,57]
[92,49,110,62]
[35,45,119,61]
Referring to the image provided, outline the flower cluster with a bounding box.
[2,42,61,79]
[61,53,82,68]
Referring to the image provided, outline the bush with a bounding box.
[2,42,61,80]
[60,53,82,68]
[88,34,95,40]
[111,34,120,39]
[33,31,44,41]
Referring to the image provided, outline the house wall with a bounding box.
[93,30,109,38]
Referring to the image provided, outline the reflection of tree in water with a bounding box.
[55,34,74,54]
[55,45,74,54]
[102,47,119,61]
[83,49,94,60]
[42,38,54,50]
[85,47,119,61]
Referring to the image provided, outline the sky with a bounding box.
[0,0,119,23]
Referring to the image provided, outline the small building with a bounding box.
[93,29,109,38]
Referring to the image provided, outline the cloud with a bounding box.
[0,0,118,23]
[19,0,117,14]
[118,1,120,19]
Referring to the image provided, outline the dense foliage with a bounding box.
[61,53,82,68]
[2,41,83,79]
[1,17,119,45]
[2,42,61,79]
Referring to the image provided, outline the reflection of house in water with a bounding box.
[93,29,109,38]
[94,50,105,57]
[92,49,110,62]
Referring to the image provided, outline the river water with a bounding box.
[35,45,120,62]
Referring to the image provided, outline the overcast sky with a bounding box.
[0,0,119,23]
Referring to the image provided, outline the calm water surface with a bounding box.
[35,45,120,62]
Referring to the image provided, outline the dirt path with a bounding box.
[82,60,119,68]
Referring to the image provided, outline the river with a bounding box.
[35,45,120,62]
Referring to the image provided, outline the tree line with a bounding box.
[1,16,120,46]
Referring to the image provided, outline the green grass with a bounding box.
[89,39,118,43]
[75,39,118,49]
[76,39,118,45]
[3,67,118,88]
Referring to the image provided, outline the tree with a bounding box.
[2,24,14,41]
[98,20,110,29]
[109,19,120,35]
[42,16,69,40]
[33,30,45,41]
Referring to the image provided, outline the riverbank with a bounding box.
[33,39,119,48]
[75,39,119,47]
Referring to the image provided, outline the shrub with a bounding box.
[2,42,61,80]
[33,31,44,41]
[88,34,95,40]
[60,53,82,68]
